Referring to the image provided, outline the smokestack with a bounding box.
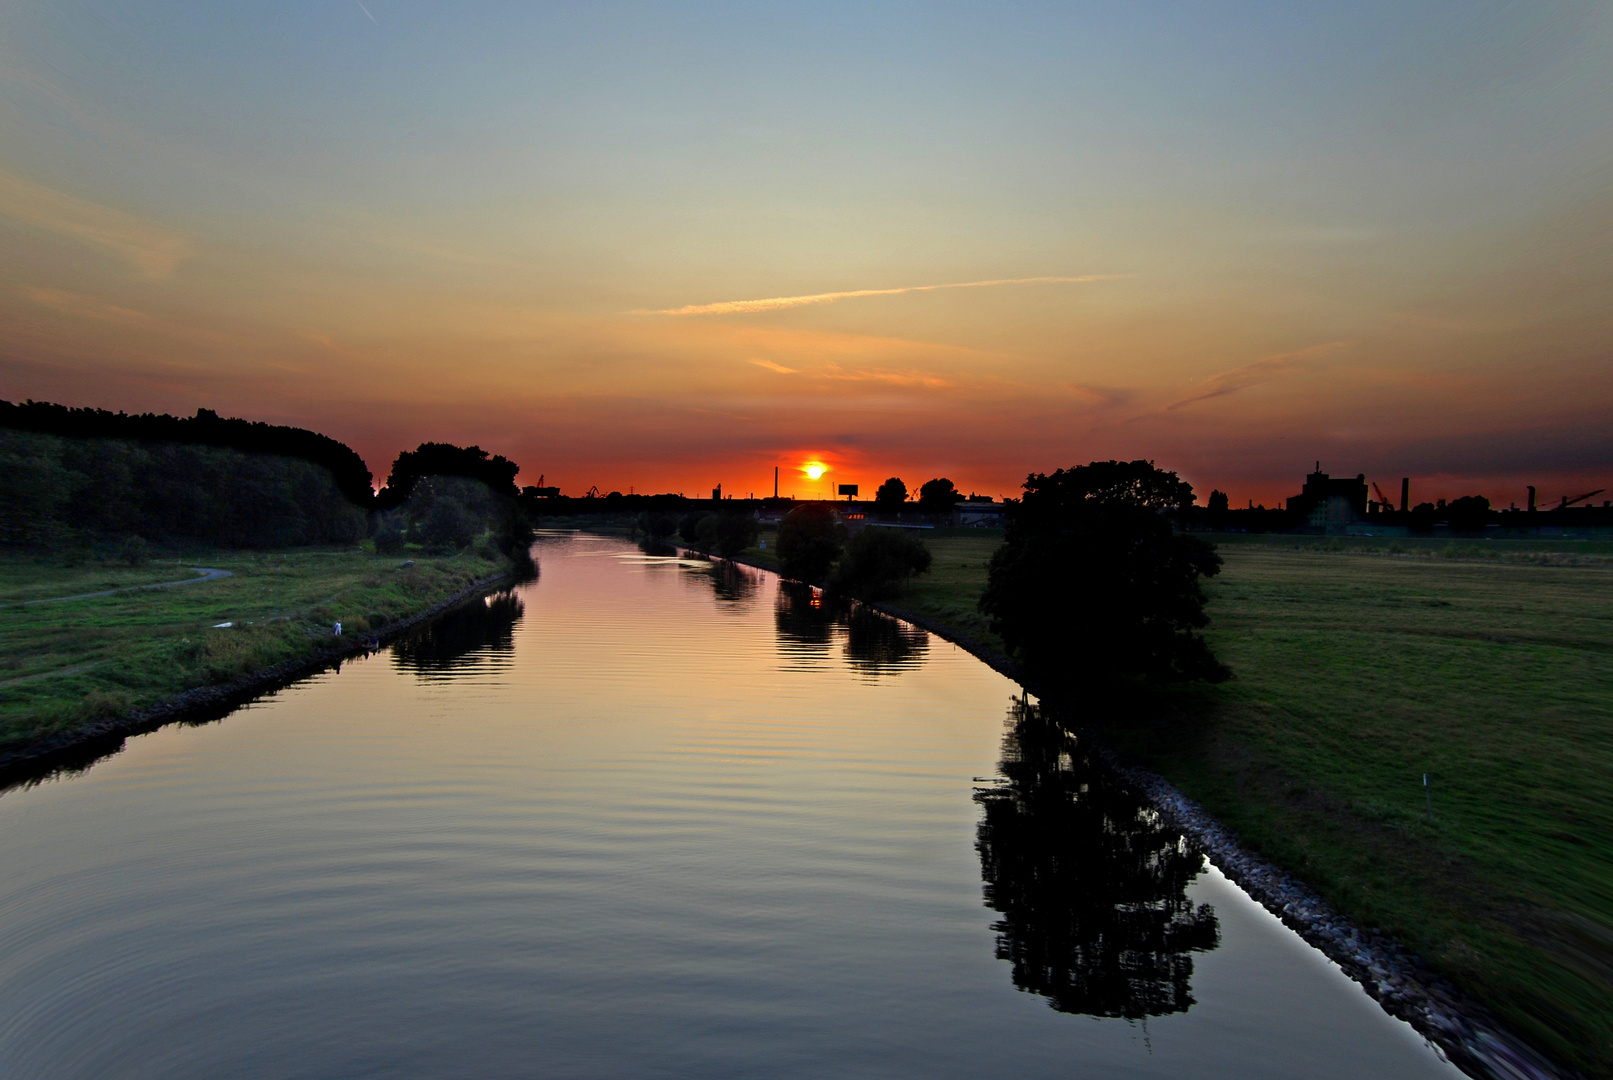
[1527,485,1536,513]
[774,466,779,499]
[1400,478,1409,513]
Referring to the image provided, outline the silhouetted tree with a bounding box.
[1409,501,1438,532]
[776,503,844,584]
[697,511,760,557]
[827,527,932,600]
[979,460,1225,694]
[976,698,1220,1017]
[1208,489,1229,514]
[678,512,705,543]
[643,511,677,540]
[874,477,909,511]
[918,477,963,514]
[1447,494,1491,532]
[375,442,520,510]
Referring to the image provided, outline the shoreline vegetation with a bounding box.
[1,401,540,778]
[620,520,1605,1080]
[0,546,520,778]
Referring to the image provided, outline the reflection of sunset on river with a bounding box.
[0,534,1461,1077]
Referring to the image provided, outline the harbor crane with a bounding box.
[1556,488,1605,510]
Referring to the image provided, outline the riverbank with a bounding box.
[0,546,518,775]
[643,525,1601,1079]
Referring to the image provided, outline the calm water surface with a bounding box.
[0,534,1461,1078]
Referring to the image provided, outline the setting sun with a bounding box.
[804,462,826,481]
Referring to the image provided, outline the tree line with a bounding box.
[767,459,1226,696]
[0,399,373,506]
[1,400,533,566]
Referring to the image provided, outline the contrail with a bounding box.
[632,275,1126,316]
[355,0,379,24]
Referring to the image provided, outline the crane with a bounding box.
[1371,482,1398,513]
[1556,488,1605,510]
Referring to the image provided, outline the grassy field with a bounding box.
[0,546,509,756]
[882,530,1612,1077]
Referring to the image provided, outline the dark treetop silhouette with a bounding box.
[917,477,963,514]
[375,442,521,509]
[0,400,373,507]
[776,503,844,585]
[976,696,1221,1017]
[980,460,1226,694]
[874,476,909,510]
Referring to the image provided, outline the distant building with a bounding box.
[1287,465,1368,528]
[953,501,1007,528]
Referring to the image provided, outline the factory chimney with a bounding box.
[1527,485,1536,513]
[774,466,779,499]
[1400,478,1409,513]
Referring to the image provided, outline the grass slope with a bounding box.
[0,546,507,754]
[903,532,1612,1077]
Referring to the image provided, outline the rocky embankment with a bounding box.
[673,540,1574,1080]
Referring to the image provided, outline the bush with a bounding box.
[373,520,407,555]
[979,460,1225,695]
[416,495,477,553]
[678,512,706,544]
[776,504,844,585]
[828,528,932,599]
[119,534,150,567]
[645,512,677,540]
[699,512,759,558]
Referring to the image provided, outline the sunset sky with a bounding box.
[1,1,1608,505]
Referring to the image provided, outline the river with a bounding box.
[0,532,1462,1078]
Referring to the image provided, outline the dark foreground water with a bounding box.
[0,534,1461,1079]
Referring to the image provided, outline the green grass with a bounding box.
[876,530,1007,653]
[0,545,509,755]
[893,532,1613,1077]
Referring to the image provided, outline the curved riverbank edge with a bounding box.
[667,538,1572,1080]
[0,570,516,786]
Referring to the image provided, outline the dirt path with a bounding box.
[11,567,232,607]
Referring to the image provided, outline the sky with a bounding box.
[0,1,1608,506]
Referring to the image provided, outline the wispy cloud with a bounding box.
[632,275,1126,316]
[1163,342,1352,412]
[748,358,798,374]
[23,287,233,346]
[818,363,955,389]
[0,169,191,278]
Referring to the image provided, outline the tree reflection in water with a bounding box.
[841,603,928,675]
[707,560,761,605]
[975,698,1220,1018]
[392,591,524,680]
[772,585,929,676]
